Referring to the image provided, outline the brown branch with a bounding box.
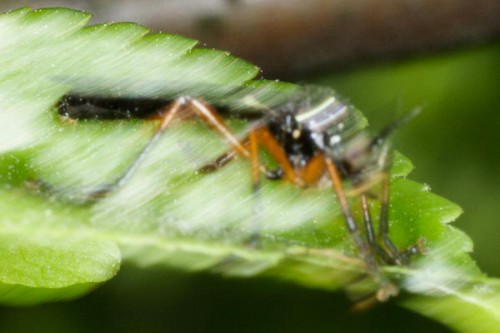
[4,0,500,78]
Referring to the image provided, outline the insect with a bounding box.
[37,85,423,301]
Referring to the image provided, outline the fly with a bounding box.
[36,85,424,302]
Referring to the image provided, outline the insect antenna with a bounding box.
[370,106,422,148]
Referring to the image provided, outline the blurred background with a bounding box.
[0,1,499,332]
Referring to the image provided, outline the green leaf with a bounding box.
[0,7,497,332]
[401,278,500,333]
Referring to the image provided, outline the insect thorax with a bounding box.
[274,86,389,185]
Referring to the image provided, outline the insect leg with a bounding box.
[359,193,396,264]
[244,128,264,245]
[186,98,250,157]
[378,173,406,265]
[299,154,326,185]
[201,126,298,181]
[198,150,238,173]
[325,158,376,270]
[33,96,255,203]
[109,98,185,190]
[360,194,376,247]
[400,237,427,262]
[324,157,397,300]
[249,129,261,191]
[199,145,283,180]
[200,125,286,245]
[251,127,298,185]
[28,98,186,202]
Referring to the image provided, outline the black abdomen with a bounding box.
[58,95,170,120]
